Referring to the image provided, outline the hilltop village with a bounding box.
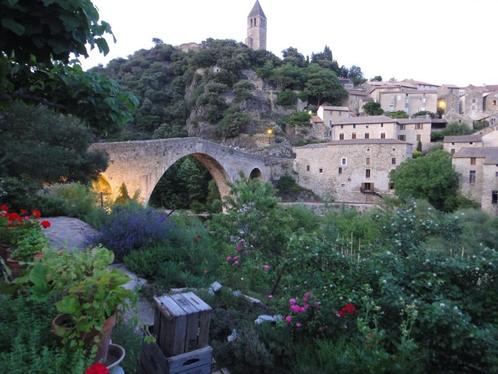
[242,0,498,215]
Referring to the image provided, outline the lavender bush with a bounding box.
[100,204,171,260]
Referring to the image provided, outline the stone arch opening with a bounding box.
[148,152,230,212]
[91,174,113,207]
[249,168,262,179]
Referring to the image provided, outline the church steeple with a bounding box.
[246,1,267,50]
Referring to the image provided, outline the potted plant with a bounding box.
[24,246,136,363]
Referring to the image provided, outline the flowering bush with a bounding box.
[100,203,171,259]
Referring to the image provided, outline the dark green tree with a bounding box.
[348,65,366,86]
[363,102,384,115]
[389,150,460,211]
[302,65,347,105]
[282,47,306,67]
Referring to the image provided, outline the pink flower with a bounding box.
[233,260,240,266]
[236,240,244,252]
[290,304,304,313]
[284,315,292,324]
[226,256,233,263]
[296,322,302,328]
[303,292,312,302]
[267,294,273,299]
[263,264,271,272]
[289,298,297,305]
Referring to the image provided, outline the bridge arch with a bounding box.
[89,137,271,206]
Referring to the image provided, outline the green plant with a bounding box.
[22,246,136,349]
[11,228,48,261]
[37,183,97,220]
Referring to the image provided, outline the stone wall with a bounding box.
[293,140,412,203]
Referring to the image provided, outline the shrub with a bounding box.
[276,90,297,107]
[37,182,97,219]
[100,204,171,259]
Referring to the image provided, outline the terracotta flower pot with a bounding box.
[52,313,117,364]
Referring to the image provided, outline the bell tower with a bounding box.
[246,0,267,50]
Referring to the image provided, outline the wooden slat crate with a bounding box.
[138,343,212,374]
[153,292,213,357]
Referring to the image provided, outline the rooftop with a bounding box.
[310,115,324,124]
[332,115,397,125]
[295,138,411,149]
[320,105,350,112]
[443,134,483,143]
[453,147,498,164]
[397,118,432,124]
[249,0,266,18]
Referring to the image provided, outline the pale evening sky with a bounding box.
[81,0,498,87]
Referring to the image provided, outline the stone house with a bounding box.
[293,139,413,203]
[344,89,372,115]
[327,115,432,150]
[377,89,438,116]
[317,105,352,126]
[443,127,498,154]
[309,115,330,140]
[453,147,498,215]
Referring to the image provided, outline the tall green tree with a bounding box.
[389,150,460,211]
[363,102,384,115]
[302,65,347,105]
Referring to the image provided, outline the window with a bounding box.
[417,134,422,142]
[366,169,371,178]
[254,18,257,26]
[366,157,370,165]
[381,133,386,139]
[493,191,498,205]
[338,167,342,174]
[392,158,396,165]
[353,124,356,128]
[362,182,373,192]
[366,125,369,128]
[389,182,394,190]
[352,133,356,139]
[469,142,473,145]
[493,100,497,106]
[451,148,455,154]
[340,125,344,129]
[399,124,406,130]
[365,133,370,139]
[470,157,476,165]
[341,157,347,165]
[469,170,476,184]
[306,165,310,171]
[398,135,406,141]
[319,168,323,173]
[415,124,423,129]
[381,123,384,127]
[495,171,498,177]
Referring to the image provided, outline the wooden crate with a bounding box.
[138,343,212,374]
[153,292,212,357]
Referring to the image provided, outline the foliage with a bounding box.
[22,246,135,349]
[276,90,298,107]
[385,110,409,119]
[0,102,108,207]
[149,156,221,211]
[283,111,311,127]
[218,107,251,139]
[363,102,384,115]
[124,214,220,290]
[100,204,171,259]
[0,0,113,63]
[111,321,143,374]
[347,65,367,86]
[36,182,98,220]
[389,150,460,211]
[431,121,473,142]
[302,64,347,105]
[0,294,92,374]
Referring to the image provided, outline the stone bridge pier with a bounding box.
[90,137,272,205]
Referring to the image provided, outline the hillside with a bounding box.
[93,39,361,152]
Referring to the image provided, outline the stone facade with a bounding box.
[453,147,498,215]
[90,138,271,205]
[317,105,352,126]
[293,139,412,203]
[377,90,438,116]
[246,1,267,50]
[344,89,371,115]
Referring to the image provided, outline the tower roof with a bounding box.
[249,0,266,18]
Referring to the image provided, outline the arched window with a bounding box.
[254,18,257,27]
[250,19,253,27]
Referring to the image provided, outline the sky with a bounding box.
[81,0,498,87]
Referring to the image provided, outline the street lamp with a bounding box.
[266,128,273,144]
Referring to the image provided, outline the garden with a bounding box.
[1,178,497,373]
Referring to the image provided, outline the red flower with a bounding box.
[337,303,357,318]
[7,212,23,223]
[41,220,51,229]
[0,204,8,213]
[32,209,41,218]
[85,363,109,374]
[20,209,28,215]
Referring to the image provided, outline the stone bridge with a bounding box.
[90,137,273,204]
